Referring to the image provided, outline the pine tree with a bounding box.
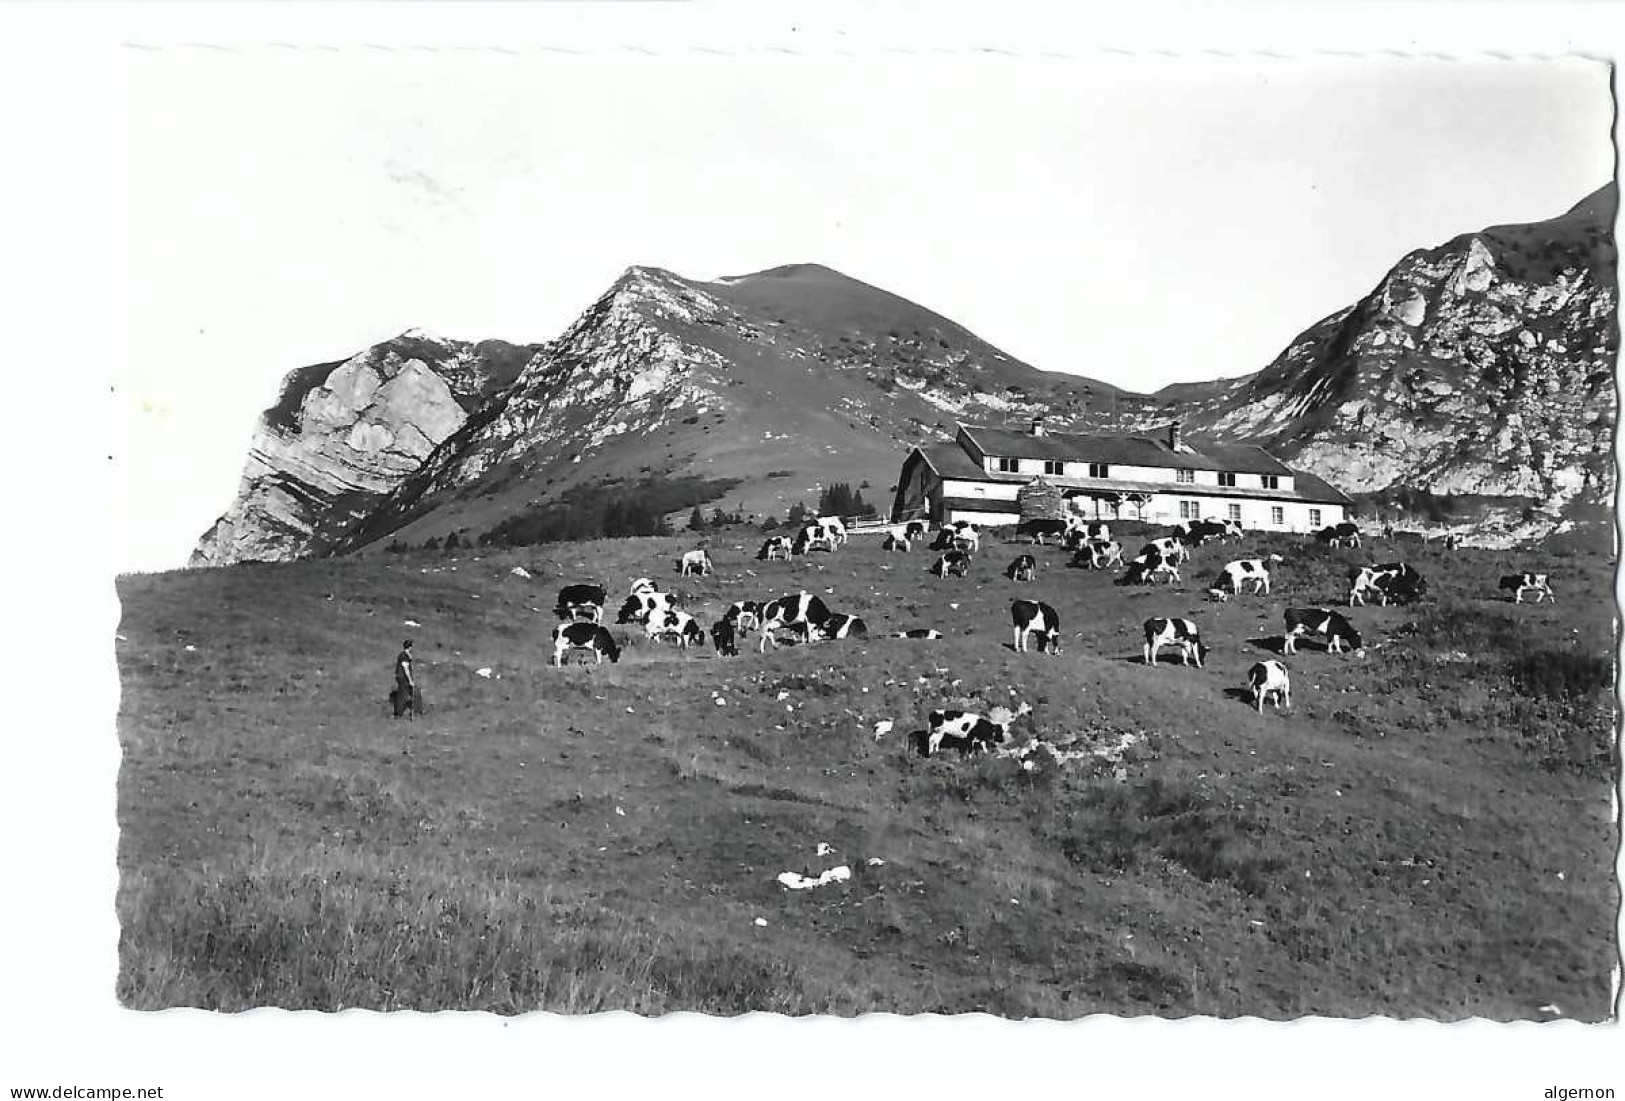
[688,507,707,532]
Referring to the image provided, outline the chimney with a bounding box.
[1166,420,1181,451]
[1031,415,1047,438]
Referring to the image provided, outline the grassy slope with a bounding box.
[117,528,1618,1017]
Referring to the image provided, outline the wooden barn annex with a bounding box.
[890,417,1351,533]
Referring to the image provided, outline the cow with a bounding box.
[1145,536,1189,566]
[551,621,622,666]
[1220,518,1246,542]
[813,612,868,641]
[794,525,838,555]
[1283,607,1364,655]
[1066,519,1110,545]
[757,592,833,652]
[815,516,849,547]
[757,536,794,561]
[892,628,943,640]
[919,703,1033,758]
[1179,519,1230,550]
[616,590,676,625]
[930,550,972,579]
[1316,522,1362,548]
[721,600,763,634]
[951,527,981,555]
[629,577,657,595]
[1121,545,1181,586]
[1247,660,1291,713]
[645,607,707,649]
[1015,517,1069,545]
[882,532,912,553]
[1070,539,1124,570]
[554,583,608,623]
[677,549,713,577]
[1011,599,1062,654]
[1217,554,1283,596]
[1348,562,1427,606]
[931,520,976,550]
[1500,572,1555,604]
[1006,554,1038,582]
[708,617,739,657]
[904,520,928,542]
[1143,617,1208,667]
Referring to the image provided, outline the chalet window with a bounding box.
[1270,506,1284,526]
[1309,508,1322,527]
[1044,460,1065,476]
[1179,500,1200,520]
[1176,468,1194,484]
[996,457,1019,473]
[1261,474,1280,490]
[1218,472,1237,487]
[1088,463,1110,479]
[1228,503,1242,522]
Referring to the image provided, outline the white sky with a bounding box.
[117,52,1612,573]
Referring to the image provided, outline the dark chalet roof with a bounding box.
[958,423,1294,476]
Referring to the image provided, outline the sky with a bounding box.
[116,50,1614,573]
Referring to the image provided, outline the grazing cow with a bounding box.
[1221,518,1245,542]
[708,617,739,657]
[882,533,912,553]
[629,577,657,595]
[1065,519,1110,545]
[794,525,838,555]
[645,607,707,648]
[920,703,1033,758]
[1217,554,1283,596]
[1006,554,1037,582]
[1316,522,1362,548]
[904,520,928,542]
[757,536,794,561]
[951,528,981,554]
[1500,572,1555,604]
[721,600,763,634]
[813,612,868,641]
[1070,539,1124,570]
[616,590,676,625]
[1247,660,1291,713]
[554,583,608,623]
[931,520,977,550]
[1146,536,1189,566]
[892,628,943,640]
[815,516,849,547]
[551,622,622,666]
[1179,519,1229,550]
[1349,562,1427,606]
[677,549,713,577]
[1015,517,1069,545]
[930,550,972,579]
[1121,546,1181,586]
[1143,617,1208,667]
[757,592,833,652]
[1283,607,1364,655]
[1011,599,1062,654]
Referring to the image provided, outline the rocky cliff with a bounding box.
[190,333,540,565]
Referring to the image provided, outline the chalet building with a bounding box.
[890,417,1351,533]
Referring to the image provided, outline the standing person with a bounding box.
[393,638,419,718]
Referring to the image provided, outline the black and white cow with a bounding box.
[551,622,622,666]
[1011,599,1062,654]
[645,607,707,648]
[677,549,713,577]
[892,628,943,640]
[1142,617,1208,667]
[1015,517,1069,545]
[1220,518,1246,542]
[1247,660,1291,713]
[882,532,912,553]
[1217,554,1283,596]
[930,520,977,551]
[1067,519,1110,544]
[708,617,739,657]
[629,577,658,596]
[1500,572,1555,604]
[918,703,1033,757]
[616,590,676,625]
[814,516,849,547]
[904,520,928,542]
[1145,536,1190,566]
[1283,608,1364,655]
[554,583,608,623]
[1315,522,1362,548]
[930,550,972,579]
[1179,519,1230,550]
[721,600,763,634]
[794,525,838,556]
[1348,562,1427,606]
[1006,554,1037,582]
[757,592,833,652]
[1121,545,1180,586]
[757,536,794,561]
[813,612,868,641]
[1070,539,1124,570]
